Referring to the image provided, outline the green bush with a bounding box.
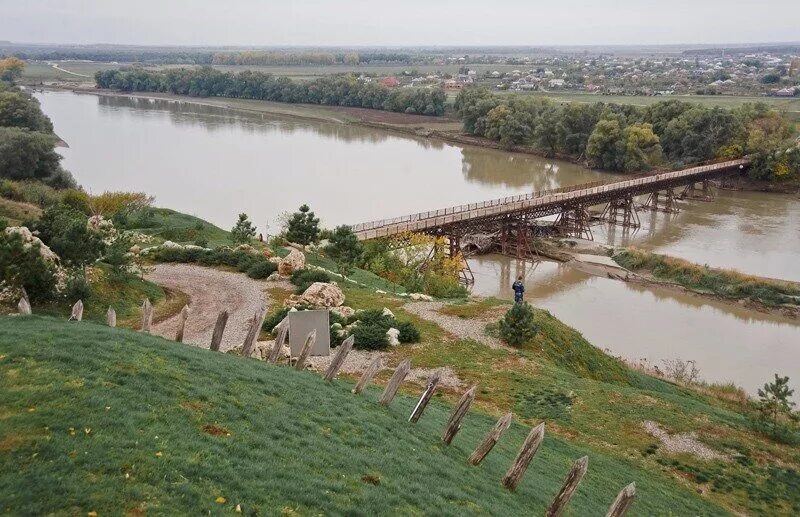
[290,268,332,293]
[262,307,291,333]
[499,302,539,346]
[0,230,57,303]
[246,261,277,279]
[348,309,392,330]
[397,321,421,343]
[63,270,92,302]
[352,322,389,350]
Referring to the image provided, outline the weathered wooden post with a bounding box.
[606,482,636,517]
[546,456,589,517]
[502,422,545,490]
[17,297,32,315]
[106,306,116,327]
[324,335,355,381]
[267,319,288,364]
[352,357,381,394]
[469,412,512,465]
[294,329,317,371]
[209,310,229,351]
[241,307,266,357]
[408,369,441,423]
[175,305,189,342]
[442,384,477,444]
[379,359,411,406]
[69,300,83,321]
[140,298,153,332]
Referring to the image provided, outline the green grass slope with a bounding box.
[0,317,726,515]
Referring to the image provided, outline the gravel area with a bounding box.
[146,263,269,352]
[407,367,463,389]
[402,301,507,349]
[642,421,730,461]
[306,349,384,375]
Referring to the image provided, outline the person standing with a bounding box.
[512,275,525,303]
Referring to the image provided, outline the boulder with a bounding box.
[278,249,305,275]
[382,307,394,318]
[387,328,400,346]
[409,293,434,302]
[234,243,258,254]
[4,226,59,263]
[299,282,345,308]
[266,272,282,282]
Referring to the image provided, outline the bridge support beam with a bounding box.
[498,217,538,260]
[555,205,593,240]
[446,235,475,286]
[600,195,640,228]
[642,189,680,213]
[679,179,715,201]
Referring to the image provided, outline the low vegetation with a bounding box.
[613,247,800,306]
[498,302,539,346]
[150,246,277,280]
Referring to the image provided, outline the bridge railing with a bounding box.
[350,158,749,236]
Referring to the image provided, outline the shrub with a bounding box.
[0,230,57,303]
[263,307,291,333]
[246,261,277,279]
[63,270,92,302]
[32,204,105,268]
[60,189,91,214]
[423,273,468,298]
[348,309,393,330]
[352,322,389,350]
[396,321,421,343]
[290,268,332,293]
[499,302,538,346]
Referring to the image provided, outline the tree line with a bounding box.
[95,68,447,116]
[0,59,74,187]
[454,88,799,180]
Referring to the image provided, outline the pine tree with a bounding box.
[498,302,538,346]
[230,213,256,244]
[285,204,320,249]
[324,225,362,279]
[756,374,797,439]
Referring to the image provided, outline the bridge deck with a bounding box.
[351,158,749,240]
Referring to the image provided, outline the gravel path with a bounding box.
[402,301,507,349]
[642,421,730,461]
[146,263,269,352]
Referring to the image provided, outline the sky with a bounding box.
[1,0,799,47]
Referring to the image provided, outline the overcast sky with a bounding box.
[2,0,798,47]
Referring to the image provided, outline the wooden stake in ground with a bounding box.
[69,300,83,321]
[547,456,589,517]
[140,299,153,332]
[175,305,189,342]
[606,482,636,517]
[352,357,381,394]
[106,306,116,327]
[209,310,229,351]
[408,369,441,423]
[267,319,288,364]
[241,307,266,357]
[469,412,513,465]
[294,329,317,371]
[17,297,32,315]
[502,422,545,490]
[442,384,477,444]
[324,335,355,381]
[379,359,411,406]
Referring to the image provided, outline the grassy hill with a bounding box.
[0,316,726,515]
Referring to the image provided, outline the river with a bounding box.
[36,90,800,394]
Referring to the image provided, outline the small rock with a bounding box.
[266,272,282,281]
[387,327,400,346]
[409,293,433,301]
[376,289,387,294]
[331,306,355,319]
[382,307,394,318]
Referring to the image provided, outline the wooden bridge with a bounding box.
[350,158,750,283]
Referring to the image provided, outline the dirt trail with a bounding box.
[402,301,507,350]
[146,264,269,351]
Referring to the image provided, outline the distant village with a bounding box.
[362,50,800,98]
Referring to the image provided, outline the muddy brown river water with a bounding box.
[36,90,800,394]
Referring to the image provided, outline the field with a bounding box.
[0,316,726,515]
